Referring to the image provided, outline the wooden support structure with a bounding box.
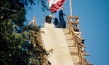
[67,16,79,31]
[28,16,37,26]
[33,16,37,27]
[28,16,47,65]
[67,16,93,65]
[27,15,93,65]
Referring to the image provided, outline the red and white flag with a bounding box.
[48,0,66,13]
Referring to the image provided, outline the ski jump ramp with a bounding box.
[40,23,74,65]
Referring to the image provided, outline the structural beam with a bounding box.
[68,16,79,19]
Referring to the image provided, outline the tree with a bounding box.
[0,0,51,65]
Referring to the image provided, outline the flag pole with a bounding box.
[70,0,73,22]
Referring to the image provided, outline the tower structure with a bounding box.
[28,15,93,65]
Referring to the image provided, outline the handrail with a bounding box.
[67,16,91,65]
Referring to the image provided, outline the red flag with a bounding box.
[48,0,66,13]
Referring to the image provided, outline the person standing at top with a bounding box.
[45,15,52,23]
[59,7,67,28]
[53,15,60,28]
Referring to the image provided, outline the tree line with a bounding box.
[0,0,51,65]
